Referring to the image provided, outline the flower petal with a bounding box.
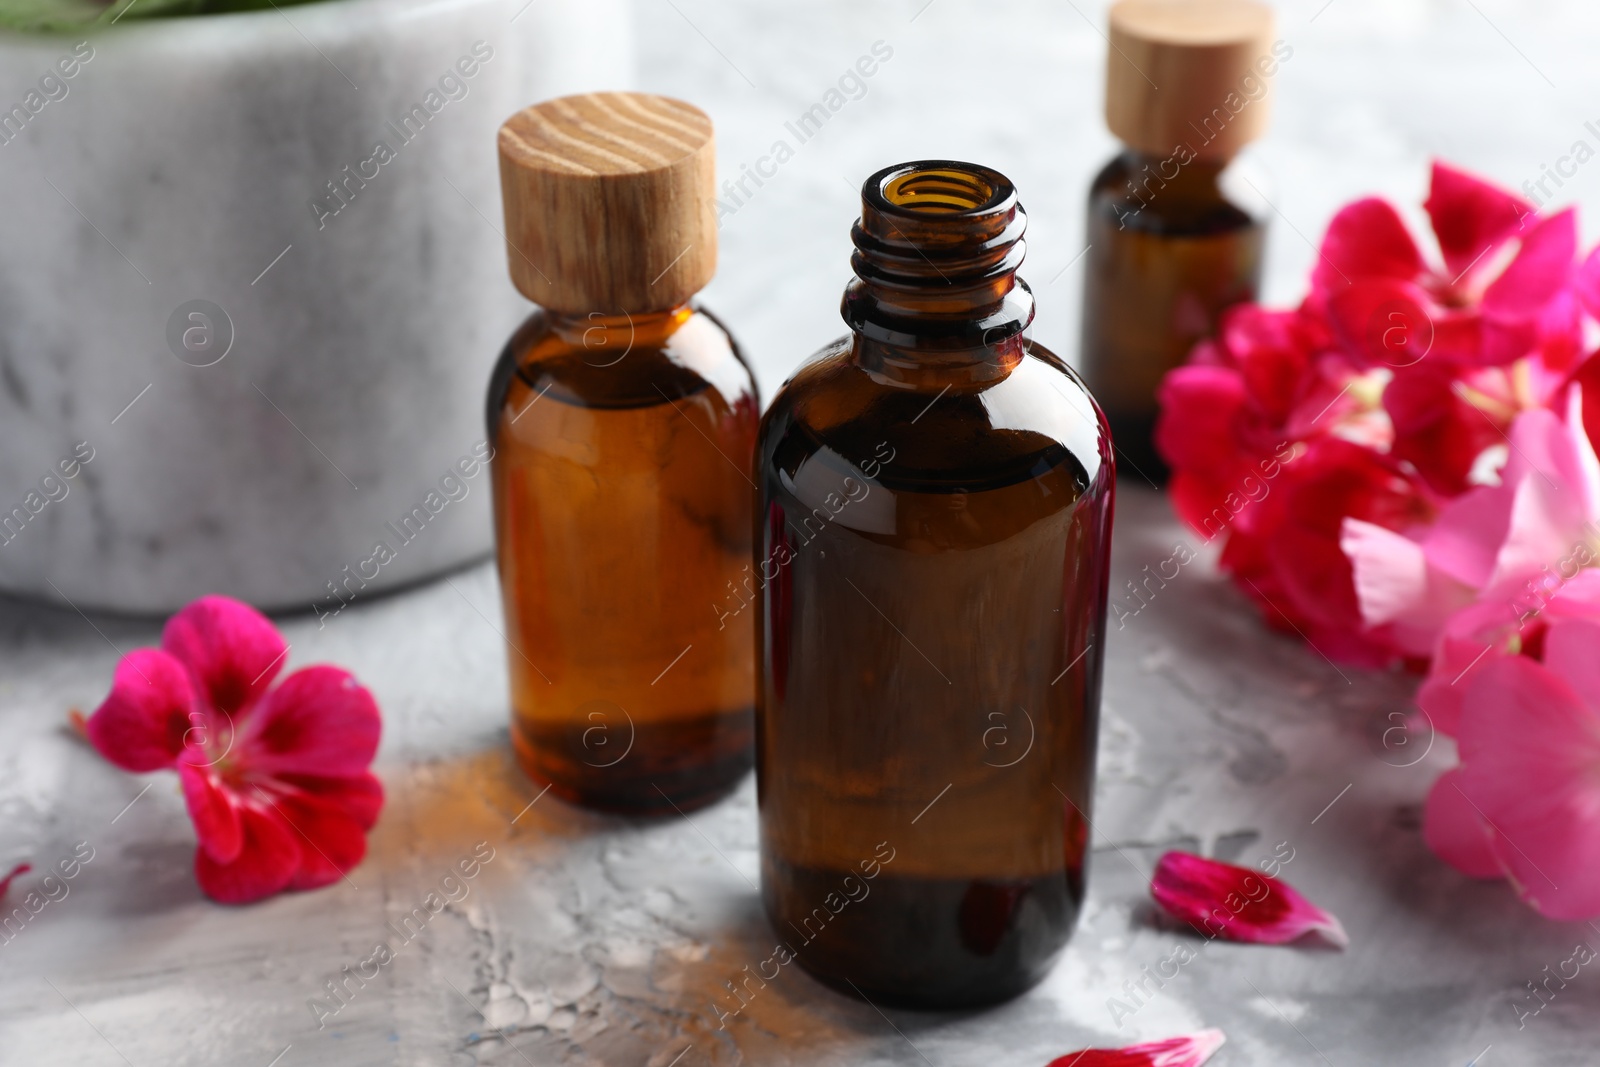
[178,762,243,865]
[1314,198,1424,295]
[0,862,31,899]
[1424,160,1534,283]
[1416,596,1525,737]
[1422,768,1502,879]
[239,666,381,778]
[1150,851,1348,948]
[84,649,198,773]
[1155,365,1252,485]
[1541,617,1600,726]
[193,801,301,905]
[256,786,371,892]
[1044,1029,1226,1067]
[1384,361,1504,496]
[1258,439,1426,659]
[1457,656,1600,919]
[1482,208,1576,318]
[161,595,288,719]
[276,771,385,831]
[1575,245,1600,322]
[1323,278,1437,369]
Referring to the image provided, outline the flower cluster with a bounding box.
[1156,161,1600,919]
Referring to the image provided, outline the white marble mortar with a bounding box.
[0,0,632,613]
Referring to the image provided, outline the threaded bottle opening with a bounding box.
[878,166,1005,215]
[846,160,1031,349]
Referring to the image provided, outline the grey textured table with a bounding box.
[4,0,1598,1063]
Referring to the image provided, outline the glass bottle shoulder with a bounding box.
[1088,147,1269,237]
[758,336,1110,498]
[488,303,757,426]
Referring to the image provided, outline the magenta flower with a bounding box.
[1149,851,1347,948]
[1044,1029,1226,1067]
[1312,161,1577,370]
[1424,615,1600,918]
[84,596,383,904]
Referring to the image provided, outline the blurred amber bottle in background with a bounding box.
[488,93,759,813]
[756,161,1114,1006]
[1080,0,1280,480]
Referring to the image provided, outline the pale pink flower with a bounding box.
[1341,397,1600,659]
[1424,614,1600,919]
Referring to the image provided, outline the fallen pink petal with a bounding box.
[0,862,30,899]
[1045,1028,1226,1067]
[1151,851,1349,948]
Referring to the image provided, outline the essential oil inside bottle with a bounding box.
[755,162,1114,1006]
[488,93,759,813]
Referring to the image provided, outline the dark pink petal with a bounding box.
[1259,439,1427,653]
[178,761,243,865]
[194,801,301,905]
[1313,198,1424,295]
[1384,361,1504,497]
[1155,365,1251,482]
[1574,246,1600,321]
[1044,1029,1226,1067]
[161,595,288,719]
[1482,208,1576,316]
[1218,305,1316,420]
[0,863,31,898]
[276,771,385,830]
[1324,278,1437,369]
[84,649,197,773]
[1151,851,1348,947]
[1424,161,1535,282]
[238,666,381,778]
[1534,289,1584,372]
[256,788,370,892]
[1422,768,1502,879]
[1572,353,1600,452]
[1457,654,1600,919]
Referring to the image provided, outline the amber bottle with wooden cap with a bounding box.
[1080,0,1282,480]
[755,161,1114,1006]
[487,93,759,813]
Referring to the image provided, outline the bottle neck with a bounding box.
[541,304,694,354]
[843,162,1033,385]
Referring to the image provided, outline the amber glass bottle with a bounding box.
[755,162,1114,1007]
[1080,0,1279,481]
[488,93,758,813]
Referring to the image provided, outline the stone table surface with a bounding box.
[6,0,1600,1064]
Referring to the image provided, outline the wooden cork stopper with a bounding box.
[497,92,717,314]
[1105,0,1277,160]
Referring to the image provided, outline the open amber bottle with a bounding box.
[488,93,758,813]
[1079,0,1278,480]
[755,161,1114,1006]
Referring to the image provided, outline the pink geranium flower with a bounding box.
[1424,615,1600,919]
[1342,398,1600,661]
[1312,161,1577,370]
[1044,1029,1226,1067]
[84,596,383,904]
[1149,851,1348,948]
[1415,570,1600,737]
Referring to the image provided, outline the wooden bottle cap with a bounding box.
[1105,0,1276,160]
[497,92,717,314]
